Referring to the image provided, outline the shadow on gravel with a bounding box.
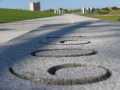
[31,48,97,57]
[0,20,104,73]
[40,24,69,29]
[0,28,14,31]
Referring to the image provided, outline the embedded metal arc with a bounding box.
[31,49,97,57]
[59,40,91,45]
[9,63,111,85]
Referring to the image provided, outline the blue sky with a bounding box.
[0,0,120,10]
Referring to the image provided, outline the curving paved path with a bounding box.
[0,14,120,90]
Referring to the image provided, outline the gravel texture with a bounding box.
[0,14,120,90]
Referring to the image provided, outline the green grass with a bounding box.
[93,15,120,22]
[80,9,120,22]
[0,8,57,23]
[108,9,120,15]
[93,9,120,22]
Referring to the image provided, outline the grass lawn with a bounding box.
[80,9,120,22]
[0,8,57,23]
[93,15,120,22]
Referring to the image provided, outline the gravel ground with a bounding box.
[0,14,120,90]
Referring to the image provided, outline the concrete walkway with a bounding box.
[0,14,120,90]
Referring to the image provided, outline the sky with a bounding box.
[0,0,120,10]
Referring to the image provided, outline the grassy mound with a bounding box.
[0,8,57,23]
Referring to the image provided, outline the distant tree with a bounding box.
[49,9,54,12]
[91,8,96,13]
[59,8,63,13]
[95,7,111,15]
[44,9,54,13]
[59,8,63,11]
[64,9,69,13]
[102,7,111,11]
[99,10,109,14]
[111,6,119,10]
